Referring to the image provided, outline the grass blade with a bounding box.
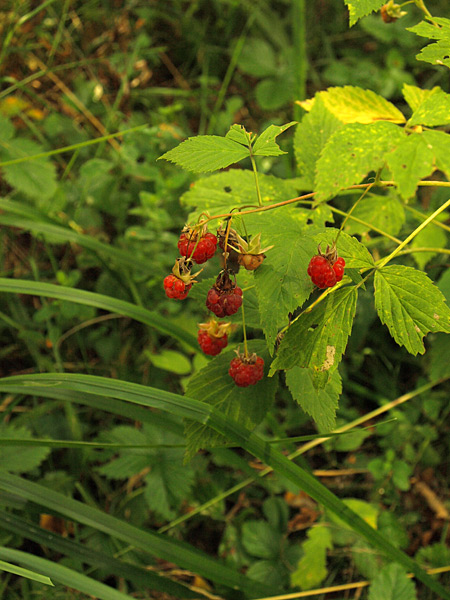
[0,278,197,350]
[0,373,448,599]
[0,558,53,586]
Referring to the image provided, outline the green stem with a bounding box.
[335,177,378,245]
[249,153,263,207]
[377,197,450,269]
[293,0,307,120]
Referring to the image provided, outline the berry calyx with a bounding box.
[163,257,202,300]
[197,320,234,356]
[229,352,264,387]
[307,244,345,289]
[206,270,243,317]
[380,1,406,22]
[178,223,217,264]
[229,232,274,271]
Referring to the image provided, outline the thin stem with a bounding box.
[249,153,263,207]
[335,176,379,244]
[377,197,450,269]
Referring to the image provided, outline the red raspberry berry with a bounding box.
[163,274,191,299]
[307,246,345,289]
[229,354,264,387]
[178,232,217,264]
[198,329,228,356]
[206,285,242,317]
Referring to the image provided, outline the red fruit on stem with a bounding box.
[178,231,217,264]
[198,329,228,356]
[163,274,191,300]
[206,270,243,317]
[229,354,264,387]
[307,245,345,289]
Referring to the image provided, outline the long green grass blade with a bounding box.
[0,373,448,599]
[0,214,150,272]
[0,278,197,350]
[0,558,53,586]
[0,510,198,598]
[0,438,184,449]
[0,547,135,600]
[0,477,269,597]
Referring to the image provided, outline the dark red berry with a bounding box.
[178,232,217,264]
[229,354,264,387]
[163,274,191,300]
[198,329,228,356]
[206,285,242,317]
[307,246,345,289]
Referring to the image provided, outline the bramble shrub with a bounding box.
[1,1,450,599]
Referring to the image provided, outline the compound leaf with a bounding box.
[385,134,435,200]
[315,122,405,202]
[270,287,358,388]
[294,96,343,188]
[408,88,450,126]
[368,563,417,600]
[374,265,450,355]
[291,526,332,590]
[159,135,249,173]
[286,367,341,432]
[408,17,450,69]
[300,86,405,124]
[184,340,278,460]
[253,121,297,157]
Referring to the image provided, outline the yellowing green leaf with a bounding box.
[291,526,332,590]
[402,84,441,113]
[374,266,450,355]
[408,88,450,126]
[315,121,405,202]
[300,86,405,124]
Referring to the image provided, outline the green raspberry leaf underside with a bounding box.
[158,135,249,173]
[181,170,299,221]
[270,287,358,387]
[408,18,450,69]
[344,0,385,26]
[368,563,417,600]
[374,265,450,355]
[184,340,278,460]
[315,122,405,202]
[286,367,341,432]
[385,134,435,200]
[294,96,343,188]
[253,121,297,157]
[291,525,332,590]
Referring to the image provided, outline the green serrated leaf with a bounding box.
[241,520,282,560]
[344,193,405,237]
[0,425,50,474]
[0,115,14,143]
[0,139,57,200]
[285,367,341,432]
[180,170,299,221]
[408,88,450,126]
[252,212,317,350]
[144,458,194,520]
[422,129,450,179]
[291,525,332,590]
[252,121,297,157]
[270,287,358,387]
[158,135,249,173]
[416,543,450,568]
[368,563,417,600]
[374,265,450,355]
[408,18,450,69]
[225,124,252,146]
[315,122,405,202]
[410,223,447,270]
[344,0,385,26]
[402,84,441,113]
[312,228,375,270]
[184,340,278,460]
[294,96,343,188]
[385,134,435,200]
